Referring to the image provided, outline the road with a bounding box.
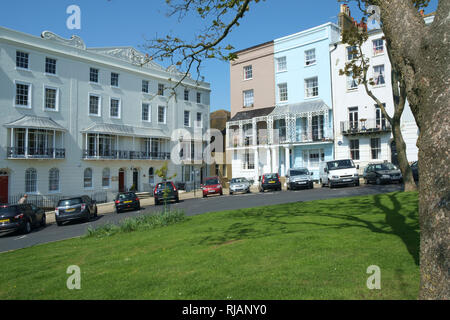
[0,184,402,253]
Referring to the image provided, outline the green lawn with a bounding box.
[0,191,420,300]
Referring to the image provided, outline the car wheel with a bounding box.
[116,208,121,214]
[56,221,63,227]
[94,206,98,217]
[310,182,314,189]
[247,189,251,193]
[203,194,207,198]
[355,180,360,187]
[329,182,333,189]
[376,178,381,185]
[85,210,91,222]
[220,191,223,196]
[23,219,32,234]
[364,178,369,185]
[230,191,233,195]
[175,197,179,203]
[40,214,46,227]
[320,179,325,188]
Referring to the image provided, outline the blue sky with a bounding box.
[0,0,438,112]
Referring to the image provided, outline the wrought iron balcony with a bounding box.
[83,150,171,160]
[341,119,391,135]
[7,147,65,159]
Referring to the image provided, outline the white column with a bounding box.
[96,134,99,157]
[238,123,243,147]
[252,119,257,146]
[85,133,88,158]
[25,128,29,158]
[271,147,278,173]
[307,115,313,141]
[266,147,271,175]
[10,128,14,156]
[53,130,56,159]
[254,147,259,182]
[285,147,290,176]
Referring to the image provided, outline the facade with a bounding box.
[209,109,231,182]
[331,5,422,171]
[227,23,340,182]
[0,26,210,203]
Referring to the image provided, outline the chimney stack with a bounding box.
[338,4,355,35]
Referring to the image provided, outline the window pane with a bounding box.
[45,88,57,110]
[16,51,29,69]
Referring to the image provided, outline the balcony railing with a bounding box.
[83,150,171,160]
[7,147,65,159]
[341,119,391,135]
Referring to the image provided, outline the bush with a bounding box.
[85,209,186,238]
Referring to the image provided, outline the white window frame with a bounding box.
[102,168,111,188]
[184,89,190,101]
[15,80,32,109]
[196,112,203,128]
[111,72,120,88]
[243,89,254,107]
[304,77,319,98]
[88,93,102,117]
[371,138,381,160]
[305,49,316,66]
[25,168,38,194]
[278,83,288,102]
[84,168,93,189]
[43,85,60,112]
[109,97,121,119]
[243,65,253,80]
[16,50,29,70]
[48,168,60,193]
[372,38,384,56]
[45,57,57,75]
[89,68,99,83]
[347,73,359,90]
[373,65,386,86]
[184,110,191,127]
[142,103,151,122]
[158,83,165,96]
[276,56,287,72]
[158,106,167,124]
[347,46,358,61]
[142,80,149,93]
[196,92,202,104]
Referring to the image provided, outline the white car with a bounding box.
[319,159,360,188]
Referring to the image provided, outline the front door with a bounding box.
[119,169,125,192]
[0,175,8,204]
[133,169,139,192]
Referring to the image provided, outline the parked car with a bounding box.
[286,168,314,190]
[201,177,223,198]
[229,177,251,195]
[154,181,179,205]
[319,159,360,188]
[411,161,419,182]
[55,196,98,226]
[115,192,141,214]
[363,162,403,185]
[0,203,46,235]
[259,173,282,192]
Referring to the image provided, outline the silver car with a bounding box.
[286,168,314,190]
[229,177,251,195]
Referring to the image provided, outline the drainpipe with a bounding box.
[329,43,338,161]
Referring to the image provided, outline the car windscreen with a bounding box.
[58,198,82,207]
[157,183,174,190]
[231,178,246,183]
[374,163,397,171]
[205,179,219,185]
[290,170,309,176]
[118,193,136,200]
[0,206,17,214]
[327,160,355,170]
[264,174,278,180]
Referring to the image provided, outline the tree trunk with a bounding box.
[376,0,450,299]
[391,118,417,192]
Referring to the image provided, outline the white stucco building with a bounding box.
[331,6,426,171]
[0,26,210,203]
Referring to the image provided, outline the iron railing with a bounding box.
[5,192,108,210]
[7,147,65,159]
[341,119,391,135]
[83,150,171,160]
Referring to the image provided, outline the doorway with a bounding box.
[132,168,139,192]
[119,169,125,192]
[0,171,8,204]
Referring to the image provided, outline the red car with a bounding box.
[201,177,223,198]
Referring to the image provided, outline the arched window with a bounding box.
[102,168,110,188]
[148,167,154,185]
[49,168,60,192]
[84,168,92,188]
[25,168,37,193]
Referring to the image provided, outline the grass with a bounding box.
[0,191,420,300]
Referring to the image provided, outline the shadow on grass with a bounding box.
[198,192,420,266]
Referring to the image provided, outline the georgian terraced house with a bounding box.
[227,23,341,182]
[0,26,210,203]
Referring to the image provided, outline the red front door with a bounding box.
[0,176,8,204]
[119,171,125,192]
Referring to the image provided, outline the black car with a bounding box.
[411,161,419,182]
[0,203,46,235]
[55,196,98,226]
[363,162,403,185]
[259,173,282,192]
[115,192,141,214]
[154,181,179,205]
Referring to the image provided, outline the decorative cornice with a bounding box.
[41,31,86,50]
